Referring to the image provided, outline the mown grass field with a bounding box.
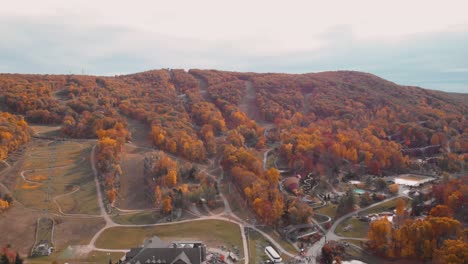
[247,229,270,264]
[360,197,404,215]
[35,217,54,244]
[315,203,337,218]
[27,250,125,264]
[23,141,86,170]
[335,217,369,238]
[96,219,243,257]
[111,211,159,225]
[13,141,99,215]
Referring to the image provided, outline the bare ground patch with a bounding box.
[0,206,38,255]
[125,118,153,148]
[118,145,152,210]
[52,216,105,249]
[239,81,275,130]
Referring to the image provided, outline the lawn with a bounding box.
[35,217,54,244]
[96,219,244,257]
[23,141,87,170]
[315,203,338,218]
[246,228,293,264]
[313,212,331,223]
[112,211,160,225]
[247,229,269,264]
[341,239,364,248]
[31,217,55,257]
[360,197,405,215]
[30,125,62,137]
[261,227,298,254]
[27,250,125,264]
[56,179,100,215]
[14,142,99,215]
[335,217,369,238]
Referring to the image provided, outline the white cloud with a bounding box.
[2,0,468,54]
[443,68,468,73]
[1,0,468,92]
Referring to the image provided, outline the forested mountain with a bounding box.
[0,69,466,223]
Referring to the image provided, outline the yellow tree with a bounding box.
[165,169,178,187]
[368,218,394,257]
[162,196,172,214]
[154,185,162,208]
[433,239,468,264]
[429,205,453,217]
[264,168,280,187]
[0,199,9,212]
[395,198,407,228]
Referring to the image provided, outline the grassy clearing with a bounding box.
[341,239,363,247]
[360,198,403,215]
[56,180,100,215]
[265,150,277,170]
[335,218,369,238]
[112,211,159,225]
[14,142,99,215]
[96,219,243,256]
[262,227,298,254]
[315,203,337,218]
[247,229,270,264]
[31,217,55,257]
[35,217,54,244]
[27,250,125,264]
[30,125,62,136]
[24,142,86,170]
[313,212,331,223]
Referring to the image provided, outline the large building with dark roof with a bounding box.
[123,237,206,264]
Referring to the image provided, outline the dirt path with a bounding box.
[1,160,11,168]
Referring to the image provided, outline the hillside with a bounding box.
[0,69,466,176]
[0,69,466,262]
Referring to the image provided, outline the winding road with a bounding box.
[307,195,406,263]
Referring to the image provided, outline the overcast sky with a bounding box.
[1,0,468,92]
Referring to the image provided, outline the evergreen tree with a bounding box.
[0,254,9,264]
[336,189,356,216]
[14,253,22,264]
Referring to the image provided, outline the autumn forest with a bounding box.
[0,69,466,263]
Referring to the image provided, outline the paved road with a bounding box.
[306,195,405,263]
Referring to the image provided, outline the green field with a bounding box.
[30,125,63,138]
[111,211,160,225]
[35,217,54,244]
[14,141,99,215]
[27,250,125,264]
[23,141,87,170]
[247,229,270,264]
[262,227,298,254]
[360,197,404,215]
[335,217,369,238]
[31,217,55,257]
[341,239,364,247]
[315,203,337,218]
[96,219,244,257]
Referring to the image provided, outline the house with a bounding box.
[123,237,206,264]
